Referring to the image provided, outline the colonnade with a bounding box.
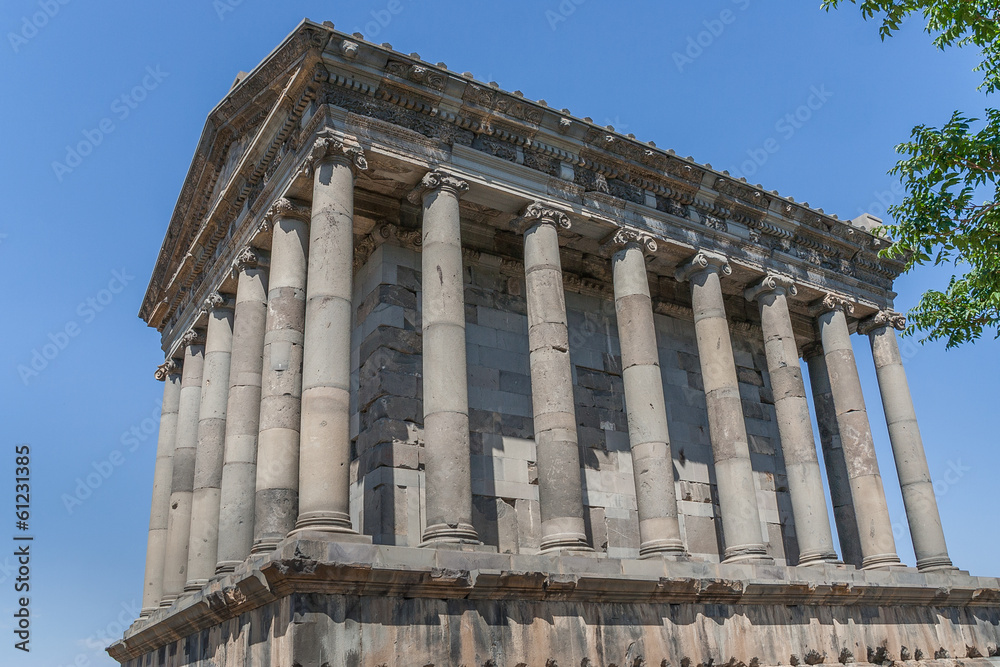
[138,140,953,616]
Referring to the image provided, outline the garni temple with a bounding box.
[108,19,1000,667]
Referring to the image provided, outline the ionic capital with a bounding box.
[810,292,856,317]
[264,197,311,227]
[305,129,367,175]
[202,291,235,314]
[745,274,798,302]
[516,201,572,234]
[674,250,732,283]
[407,169,470,204]
[180,329,206,348]
[231,246,268,276]
[154,359,181,381]
[800,341,825,361]
[607,227,657,254]
[857,309,906,336]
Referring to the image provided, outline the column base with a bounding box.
[250,538,281,555]
[215,560,243,575]
[916,555,957,572]
[138,607,156,619]
[539,531,594,555]
[797,550,841,566]
[183,579,209,593]
[862,552,903,570]
[639,539,688,559]
[158,594,178,609]
[723,544,773,564]
[420,522,481,547]
[290,510,356,535]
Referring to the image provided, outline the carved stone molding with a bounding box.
[154,359,181,381]
[354,223,423,271]
[406,169,470,204]
[516,201,571,233]
[180,329,206,348]
[811,292,857,317]
[607,227,658,254]
[264,197,311,225]
[857,309,906,336]
[304,128,368,176]
[745,274,799,302]
[674,250,732,283]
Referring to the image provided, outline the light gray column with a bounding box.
[253,198,310,554]
[803,343,864,567]
[815,295,900,569]
[610,230,685,558]
[410,170,480,545]
[293,133,367,536]
[745,276,838,565]
[675,251,769,563]
[520,203,591,553]
[184,293,235,591]
[216,248,269,573]
[859,310,954,571]
[160,331,204,606]
[139,359,182,617]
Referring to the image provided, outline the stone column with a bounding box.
[675,251,769,563]
[520,203,591,553]
[293,133,367,536]
[253,198,310,554]
[608,230,685,558]
[859,310,954,571]
[815,295,900,569]
[802,343,864,567]
[160,330,204,606]
[184,293,235,591]
[139,359,182,617]
[216,248,269,573]
[745,276,838,565]
[410,170,480,545]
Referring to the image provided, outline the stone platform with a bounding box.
[110,534,1000,667]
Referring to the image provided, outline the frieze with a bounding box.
[385,60,447,91]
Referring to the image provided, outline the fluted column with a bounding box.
[675,251,769,563]
[410,170,480,545]
[160,331,205,606]
[139,359,182,617]
[859,310,954,571]
[253,198,310,554]
[814,295,900,569]
[745,276,838,565]
[184,293,235,591]
[520,203,591,553]
[609,230,685,558]
[216,248,269,573]
[293,133,367,536]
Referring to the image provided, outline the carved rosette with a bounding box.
[610,228,658,253]
[811,293,857,317]
[516,202,572,233]
[674,250,732,283]
[857,309,906,336]
[264,197,311,225]
[154,359,180,381]
[180,329,205,348]
[304,129,367,176]
[745,274,799,302]
[407,169,470,204]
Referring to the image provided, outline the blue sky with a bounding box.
[0,1,997,665]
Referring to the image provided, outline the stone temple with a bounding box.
[110,19,1000,667]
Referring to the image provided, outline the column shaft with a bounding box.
[864,316,953,571]
[817,301,900,569]
[677,253,769,563]
[521,204,590,553]
[140,362,182,617]
[160,335,204,606]
[216,252,268,572]
[294,141,363,535]
[184,296,235,591]
[414,171,479,544]
[804,346,864,567]
[747,278,837,565]
[253,199,310,553]
[611,236,685,557]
